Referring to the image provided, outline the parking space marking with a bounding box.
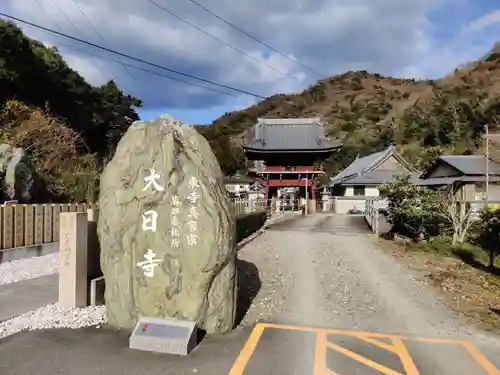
[228,324,265,375]
[461,341,500,375]
[228,323,500,375]
[313,331,419,375]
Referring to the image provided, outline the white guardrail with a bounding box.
[364,199,388,235]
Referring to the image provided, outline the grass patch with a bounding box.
[378,236,500,331]
[406,236,500,278]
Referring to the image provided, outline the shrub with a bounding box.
[475,208,500,268]
[0,101,100,202]
[379,174,450,240]
[235,210,266,243]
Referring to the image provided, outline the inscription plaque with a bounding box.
[129,317,198,356]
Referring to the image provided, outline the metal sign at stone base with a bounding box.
[129,317,198,356]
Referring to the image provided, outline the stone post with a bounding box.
[321,187,329,211]
[307,199,316,214]
[59,212,88,308]
[275,189,281,213]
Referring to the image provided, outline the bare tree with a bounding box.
[436,190,477,245]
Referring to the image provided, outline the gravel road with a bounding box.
[236,213,500,374]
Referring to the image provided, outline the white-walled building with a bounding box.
[329,145,420,213]
[224,173,254,198]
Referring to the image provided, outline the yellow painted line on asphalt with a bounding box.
[313,332,340,375]
[462,341,500,375]
[321,338,402,375]
[228,323,500,375]
[227,323,265,375]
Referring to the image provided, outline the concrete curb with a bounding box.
[236,228,266,251]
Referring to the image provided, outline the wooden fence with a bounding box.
[0,203,98,250]
[0,199,265,251]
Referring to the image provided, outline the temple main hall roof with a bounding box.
[243,118,342,152]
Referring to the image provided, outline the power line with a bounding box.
[48,0,83,36]
[32,0,65,34]
[69,0,104,40]
[68,0,138,84]
[145,0,297,80]
[55,42,236,97]
[32,0,117,82]
[0,12,268,99]
[186,0,325,77]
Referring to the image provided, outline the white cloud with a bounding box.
[1,0,499,115]
[400,8,500,79]
[461,9,500,35]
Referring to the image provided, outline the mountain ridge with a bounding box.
[198,44,500,176]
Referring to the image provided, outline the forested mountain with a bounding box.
[0,20,141,157]
[199,46,500,176]
[0,20,141,201]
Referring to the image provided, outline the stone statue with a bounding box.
[97,116,237,334]
[0,144,34,202]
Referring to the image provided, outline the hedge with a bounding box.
[235,210,267,243]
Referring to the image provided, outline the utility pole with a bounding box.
[485,124,489,208]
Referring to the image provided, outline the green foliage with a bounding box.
[475,208,500,268]
[379,174,449,239]
[0,20,144,202]
[0,170,6,201]
[0,20,141,159]
[235,210,266,243]
[382,177,499,270]
[58,154,100,203]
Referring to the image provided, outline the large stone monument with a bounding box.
[97,116,237,334]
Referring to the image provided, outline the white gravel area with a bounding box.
[0,253,59,285]
[0,303,106,340]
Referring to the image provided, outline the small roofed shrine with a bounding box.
[243,117,342,213]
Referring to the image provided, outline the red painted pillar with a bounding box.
[263,179,269,208]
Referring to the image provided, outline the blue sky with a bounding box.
[2,0,500,125]
[426,0,500,58]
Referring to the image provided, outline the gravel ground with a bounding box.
[238,214,500,341]
[0,213,295,340]
[236,213,500,373]
[0,253,59,285]
[238,232,290,327]
[0,303,106,339]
